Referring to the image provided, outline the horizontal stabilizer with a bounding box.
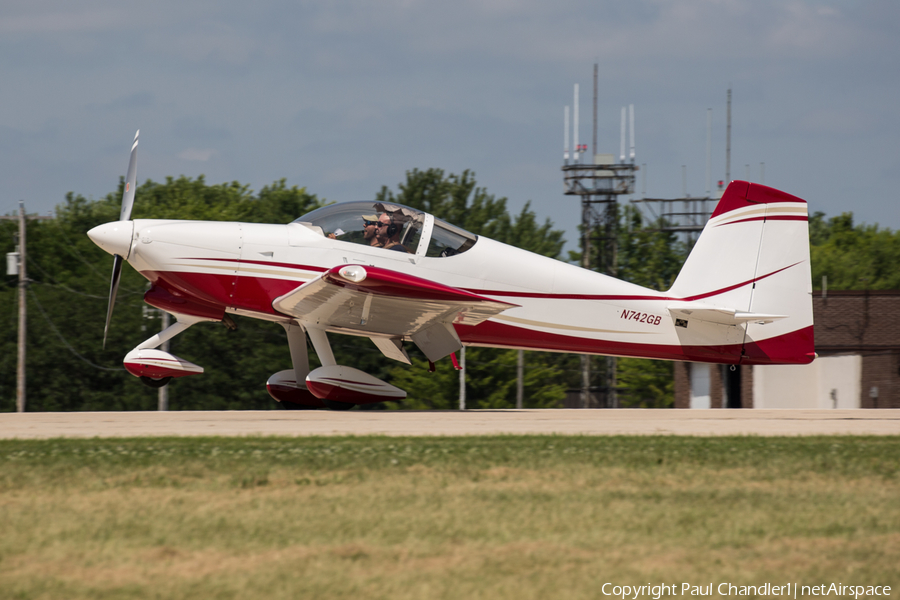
[668,303,787,326]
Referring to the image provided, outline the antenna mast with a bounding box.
[573,84,580,162]
[593,64,598,157]
[726,86,732,183]
[629,104,635,162]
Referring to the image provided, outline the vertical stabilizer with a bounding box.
[668,181,815,365]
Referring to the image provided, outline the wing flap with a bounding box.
[370,336,412,364]
[273,265,516,360]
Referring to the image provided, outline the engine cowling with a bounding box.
[266,370,326,408]
[123,349,204,379]
[306,365,406,404]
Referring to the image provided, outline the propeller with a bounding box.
[102,130,139,348]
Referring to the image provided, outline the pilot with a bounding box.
[376,212,411,252]
[361,214,383,247]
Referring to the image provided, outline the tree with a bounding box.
[809,212,900,290]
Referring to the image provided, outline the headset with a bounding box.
[381,214,399,237]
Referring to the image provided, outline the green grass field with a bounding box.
[1,436,898,600]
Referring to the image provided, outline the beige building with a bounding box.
[675,291,900,409]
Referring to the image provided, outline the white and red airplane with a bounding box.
[88,132,815,409]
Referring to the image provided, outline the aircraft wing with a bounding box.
[272,265,517,362]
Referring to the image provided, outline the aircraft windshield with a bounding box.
[293,201,477,257]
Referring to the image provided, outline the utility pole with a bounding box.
[458,346,466,410]
[4,203,54,412]
[17,201,26,413]
[158,311,170,411]
[516,349,524,409]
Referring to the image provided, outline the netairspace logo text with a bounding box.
[600,583,893,600]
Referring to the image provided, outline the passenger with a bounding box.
[376,212,411,252]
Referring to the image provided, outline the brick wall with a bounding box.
[741,364,754,408]
[861,352,900,409]
[674,361,689,408]
[814,291,900,352]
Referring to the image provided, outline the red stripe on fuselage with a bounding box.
[458,319,744,364]
[459,320,815,365]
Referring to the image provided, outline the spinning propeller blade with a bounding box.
[103,254,124,348]
[120,130,139,221]
[102,130,139,348]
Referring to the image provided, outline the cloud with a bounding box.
[172,116,231,143]
[0,8,125,34]
[97,92,156,112]
[147,21,257,66]
[795,108,876,137]
[178,148,216,161]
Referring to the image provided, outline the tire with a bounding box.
[139,376,172,389]
[324,400,355,411]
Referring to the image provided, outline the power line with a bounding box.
[26,258,108,299]
[28,288,125,372]
[27,256,143,300]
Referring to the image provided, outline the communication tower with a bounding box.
[562,64,638,408]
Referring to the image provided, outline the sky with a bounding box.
[2,0,899,251]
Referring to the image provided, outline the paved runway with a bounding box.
[0,409,898,439]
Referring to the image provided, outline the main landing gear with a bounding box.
[266,323,407,410]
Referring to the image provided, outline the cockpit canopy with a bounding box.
[293,201,477,257]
